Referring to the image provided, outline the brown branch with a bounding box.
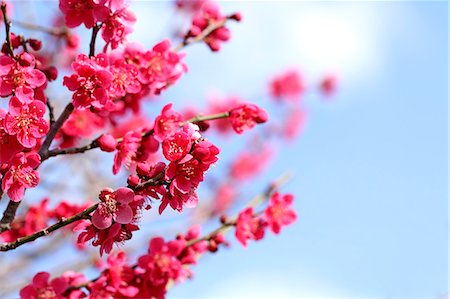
[46,98,55,126]
[44,111,231,161]
[1,1,14,57]
[0,201,20,233]
[11,19,67,37]
[0,204,98,252]
[39,103,74,159]
[0,169,166,252]
[89,24,101,57]
[173,18,228,52]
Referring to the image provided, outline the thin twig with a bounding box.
[89,24,101,57]
[1,1,14,57]
[44,111,231,161]
[46,98,55,125]
[12,19,67,37]
[173,19,228,52]
[0,204,98,251]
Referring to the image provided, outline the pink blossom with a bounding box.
[166,156,206,195]
[61,271,88,299]
[76,221,140,255]
[137,237,186,298]
[229,103,268,134]
[59,0,110,28]
[162,131,192,162]
[63,53,112,110]
[112,130,141,174]
[20,272,68,299]
[137,40,187,95]
[91,187,136,229]
[0,109,24,164]
[283,108,307,140]
[1,152,40,202]
[270,69,305,99]
[175,0,209,13]
[230,146,272,180]
[0,198,50,242]
[58,108,105,148]
[0,53,46,103]
[265,192,297,234]
[187,2,234,51]
[211,183,236,215]
[89,251,139,298]
[4,97,49,148]
[108,59,141,98]
[191,140,220,166]
[153,103,183,142]
[101,5,136,50]
[235,207,267,247]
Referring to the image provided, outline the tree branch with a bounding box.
[44,111,231,161]
[89,24,101,57]
[0,204,98,251]
[11,19,67,37]
[0,201,20,233]
[173,18,228,52]
[1,1,14,57]
[0,170,166,252]
[39,103,74,159]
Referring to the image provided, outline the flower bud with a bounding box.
[97,134,117,152]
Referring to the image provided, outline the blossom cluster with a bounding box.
[0,199,89,242]
[20,191,296,299]
[0,50,50,201]
[235,192,297,246]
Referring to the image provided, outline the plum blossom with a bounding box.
[76,221,140,255]
[137,237,186,298]
[108,59,141,98]
[153,103,183,142]
[270,69,305,100]
[91,187,136,230]
[0,53,47,103]
[101,2,136,50]
[265,192,297,234]
[137,40,187,95]
[229,103,268,134]
[20,272,68,299]
[186,2,238,51]
[63,53,112,110]
[1,151,41,202]
[59,0,110,28]
[235,207,267,247]
[4,97,49,148]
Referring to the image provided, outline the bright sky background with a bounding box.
[134,1,446,298]
[2,1,447,298]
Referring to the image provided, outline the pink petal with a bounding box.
[32,272,50,288]
[114,187,134,204]
[50,277,68,295]
[115,204,133,224]
[91,209,113,230]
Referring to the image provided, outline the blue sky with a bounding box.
[148,1,447,298]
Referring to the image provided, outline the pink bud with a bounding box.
[127,174,140,187]
[229,12,242,22]
[28,39,42,51]
[97,134,117,152]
